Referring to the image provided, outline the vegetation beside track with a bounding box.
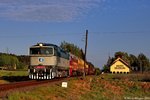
[5,74,150,100]
[0,70,28,84]
[0,70,28,77]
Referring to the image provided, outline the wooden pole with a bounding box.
[83,30,88,77]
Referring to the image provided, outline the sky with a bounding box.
[0,0,150,68]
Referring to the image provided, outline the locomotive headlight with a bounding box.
[39,43,43,46]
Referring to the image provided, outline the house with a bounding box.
[110,57,130,74]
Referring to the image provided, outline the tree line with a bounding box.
[103,51,150,73]
[60,41,85,59]
[0,53,29,70]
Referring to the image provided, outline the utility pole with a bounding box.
[6,47,9,54]
[83,30,88,78]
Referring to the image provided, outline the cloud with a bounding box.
[0,0,104,22]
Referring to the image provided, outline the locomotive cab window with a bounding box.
[30,47,54,55]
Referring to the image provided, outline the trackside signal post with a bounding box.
[83,30,88,78]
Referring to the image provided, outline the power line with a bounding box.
[90,31,150,34]
[0,31,149,38]
[0,33,83,38]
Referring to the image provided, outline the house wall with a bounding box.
[110,61,130,74]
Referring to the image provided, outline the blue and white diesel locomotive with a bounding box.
[28,43,70,79]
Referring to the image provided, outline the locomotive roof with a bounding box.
[31,43,69,53]
[32,43,58,47]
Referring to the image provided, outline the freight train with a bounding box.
[28,43,95,79]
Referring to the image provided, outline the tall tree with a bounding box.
[60,41,84,59]
[138,53,150,72]
[115,51,130,67]
[102,64,110,73]
[106,56,114,67]
[129,54,139,71]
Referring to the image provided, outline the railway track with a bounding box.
[0,78,67,97]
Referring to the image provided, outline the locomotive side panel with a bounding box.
[57,57,69,70]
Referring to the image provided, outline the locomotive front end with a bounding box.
[28,43,57,79]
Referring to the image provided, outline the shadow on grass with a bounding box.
[111,74,150,82]
[1,76,29,82]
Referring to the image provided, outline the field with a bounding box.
[3,74,150,100]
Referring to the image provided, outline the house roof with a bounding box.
[111,57,130,68]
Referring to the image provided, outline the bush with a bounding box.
[0,54,27,70]
[95,68,101,75]
[17,62,27,69]
[0,54,19,69]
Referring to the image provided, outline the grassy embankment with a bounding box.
[6,74,150,100]
[0,70,28,77]
[0,70,28,84]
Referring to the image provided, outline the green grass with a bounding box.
[101,73,150,82]
[5,75,150,100]
[0,70,28,77]
[7,83,71,100]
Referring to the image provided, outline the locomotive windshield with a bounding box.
[30,47,53,55]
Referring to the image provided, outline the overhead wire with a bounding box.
[0,31,149,38]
